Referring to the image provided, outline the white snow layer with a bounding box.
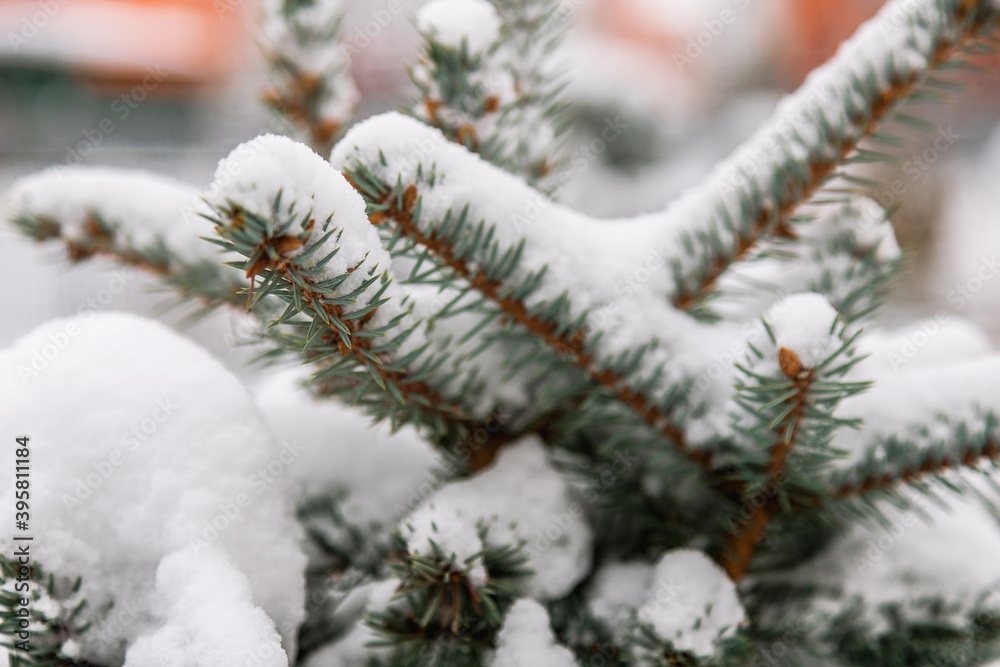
[0,313,306,664]
[786,492,1000,635]
[205,134,406,328]
[767,293,841,369]
[638,549,747,658]
[402,436,592,600]
[586,561,656,638]
[1,167,218,261]
[259,0,359,126]
[492,599,578,667]
[123,547,288,667]
[417,0,501,53]
[253,368,441,529]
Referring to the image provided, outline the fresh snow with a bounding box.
[253,368,441,530]
[401,436,592,600]
[2,167,220,262]
[492,599,578,667]
[637,549,747,658]
[832,353,1000,469]
[766,293,841,369]
[0,313,306,664]
[586,561,656,638]
[123,547,288,667]
[417,0,501,54]
[782,492,1000,636]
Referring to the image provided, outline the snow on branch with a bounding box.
[713,197,903,324]
[260,0,359,154]
[202,134,511,459]
[659,0,1000,314]
[412,0,569,193]
[770,492,1000,661]
[821,355,1000,506]
[333,112,716,468]
[723,294,869,580]
[2,167,248,314]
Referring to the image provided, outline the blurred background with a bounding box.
[1,0,999,370]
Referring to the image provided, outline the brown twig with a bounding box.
[723,348,813,582]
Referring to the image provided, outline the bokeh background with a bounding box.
[2,0,999,370]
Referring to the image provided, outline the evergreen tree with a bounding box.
[4,0,1000,665]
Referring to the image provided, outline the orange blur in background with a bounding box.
[0,0,247,91]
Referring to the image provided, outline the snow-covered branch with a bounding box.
[260,0,359,154]
[2,168,248,315]
[662,0,1000,314]
[203,135,516,462]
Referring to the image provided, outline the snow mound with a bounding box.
[638,549,746,658]
[402,436,592,600]
[123,547,288,667]
[790,492,1000,635]
[492,599,578,667]
[0,313,306,664]
[418,0,501,53]
[587,561,655,637]
[767,293,840,369]
[253,368,441,529]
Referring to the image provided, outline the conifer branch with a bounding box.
[714,197,903,324]
[0,554,92,665]
[672,0,999,313]
[346,173,711,471]
[832,440,1000,500]
[724,353,814,582]
[260,0,359,155]
[412,0,569,193]
[12,212,248,316]
[207,197,517,469]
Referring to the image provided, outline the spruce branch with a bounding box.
[211,204,459,415]
[669,0,1000,314]
[3,169,253,321]
[259,0,359,155]
[367,526,529,661]
[12,211,247,317]
[411,0,569,193]
[714,197,903,324]
[828,417,1000,503]
[724,352,815,582]
[344,168,710,472]
[722,301,868,581]
[205,194,515,466]
[0,555,92,666]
